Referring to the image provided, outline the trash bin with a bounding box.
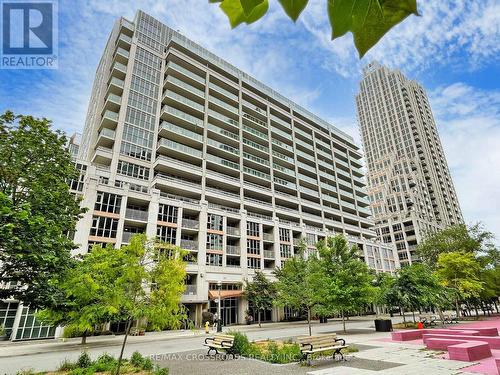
[374,319,393,332]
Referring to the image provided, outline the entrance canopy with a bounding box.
[208,290,243,300]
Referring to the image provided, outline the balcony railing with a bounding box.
[180,239,198,250]
[160,121,203,142]
[167,61,205,84]
[226,245,240,255]
[263,250,275,259]
[125,208,148,222]
[165,75,205,98]
[162,106,204,127]
[183,285,197,295]
[226,226,240,236]
[182,219,199,229]
[158,138,202,158]
[164,90,204,112]
[209,82,238,101]
[208,123,239,141]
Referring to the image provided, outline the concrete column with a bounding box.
[73,175,99,255]
[146,188,160,240]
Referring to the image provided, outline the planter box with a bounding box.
[375,319,393,332]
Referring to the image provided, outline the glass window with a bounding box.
[157,226,176,244]
[158,204,178,223]
[94,192,122,214]
[90,216,118,238]
[246,221,260,237]
[207,214,223,231]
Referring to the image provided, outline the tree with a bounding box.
[273,248,320,336]
[417,223,496,268]
[38,235,187,375]
[373,272,398,315]
[436,251,483,318]
[244,270,276,327]
[315,235,377,333]
[209,0,419,57]
[0,111,83,307]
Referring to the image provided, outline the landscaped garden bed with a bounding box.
[16,352,168,375]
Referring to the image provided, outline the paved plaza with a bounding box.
[1,315,499,375]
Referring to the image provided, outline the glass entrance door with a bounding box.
[209,297,239,325]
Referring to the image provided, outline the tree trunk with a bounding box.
[493,300,499,314]
[116,318,133,375]
[258,310,261,328]
[307,308,312,336]
[455,297,461,319]
[401,306,407,327]
[341,310,346,333]
[474,305,479,319]
[81,330,87,345]
[436,307,446,328]
[412,309,416,323]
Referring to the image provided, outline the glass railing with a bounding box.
[341,200,356,210]
[296,149,312,160]
[335,158,350,169]
[339,189,354,199]
[273,163,295,177]
[117,33,132,44]
[125,208,148,221]
[112,61,127,72]
[207,123,239,141]
[272,150,293,163]
[208,109,239,128]
[244,152,269,166]
[155,155,202,172]
[295,127,311,139]
[274,177,296,189]
[298,173,317,185]
[160,121,203,142]
[336,168,351,178]
[109,77,124,88]
[106,93,121,104]
[167,61,205,84]
[299,186,319,197]
[114,46,129,59]
[206,153,240,170]
[243,137,269,153]
[243,112,267,128]
[270,114,291,129]
[271,138,293,152]
[164,90,204,112]
[102,110,119,121]
[163,106,204,127]
[243,124,268,140]
[209,95,238,114]
[321,182,337,192]
[209,82,238,101]
[323,194,339,204]
[98,128,115,138]
[207,139,239,155]
[158,138,202,158]
[243,166,271,180]
[165,76,205,98]
[295,137,313,150]
[297,161,316,173]
[271,126,292,141]
[317,148,332,160]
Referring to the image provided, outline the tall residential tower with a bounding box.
[356,62,463,265]
[63,12,399,330]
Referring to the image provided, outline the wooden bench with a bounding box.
[297,333,348,364]
[203,334,235,357]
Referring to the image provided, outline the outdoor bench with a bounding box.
[425,338,492,361]
[297,333,348,364]
[203,334,235,357]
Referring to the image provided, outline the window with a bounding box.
[206,253,222,267]
[90,216,118,238]
[246,239,260,255]
[117,160,150,180]
[69,163,87,192]
[94,192,121,214]
[226,257,240,267]
[207,214,223,231]
[158,204,178,223]
[280,244,292,258]
[247,221,260,237]
[157,226,176,244]
[306,233,315,246]
[247,257,261,269]
[279,228,290,242]
[206,233,223,250]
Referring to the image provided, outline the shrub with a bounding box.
[141,357,154,371]
[68,368,94,375]
[58,359,77,371]
[76,352,92,368]
[226,331,251,355]
[130,351,144,367]
[62,325,86,339]
[92,353,117,372]
[153,365,169,375]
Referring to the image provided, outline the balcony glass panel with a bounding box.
[164,90,204,112]
[158,138,202,158]
[160,121,203,142]
[167,61,205,84]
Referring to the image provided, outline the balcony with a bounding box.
[209,82,239,102]
[299,186,319,198]
[263,233,274,242]
[159,121,203,145]
[180,239,198,250]
[110,61,127,79]
[243,152,270,167]
[164,76,205,100]
[208,123,239,142]
[163,90,204,114]
[295,127,311,140]
[271,126,293,141]
[243,137,269,154]
[157,138,202,160]
[96,128,115,148]
[272,150,294,164]
[208,109,239,129]
[209,95,238,115]
[243,124,268,141]
[270,114,291,130]
[116,33,132,49]
[183,285,197,296]
[274,177,296,190]
[125,208,148,222]
[206,154,240,172]
[205,186,240,201]
[113,46,130,64]
[103,93,121,112]
[298,173,317,185]
[92,146,113,165]
[161,106,204,127]
[243,166,271,181]
[271,139,293,153]
[243,100,267,118]
[182,218,199,229]
[107,77,124,95]
[263,250,275,259]
[226,245,240,255]
[166,61,205,86]
[273,163,295,177]
[227,226,240,236]
[207,139,240,157]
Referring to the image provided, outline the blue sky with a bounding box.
[1,0,499,240]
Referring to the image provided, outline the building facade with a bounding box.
[356,62,463,265]
[0,11,401,339]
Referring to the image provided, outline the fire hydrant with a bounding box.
[417,321,424,329]
[205,321,210,334]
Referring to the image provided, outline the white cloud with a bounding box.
[429,84,500,241]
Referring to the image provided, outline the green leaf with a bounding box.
[278,0,309,21]
[220,0,269,28]
[241,0,264,16]
[327,0,419,58]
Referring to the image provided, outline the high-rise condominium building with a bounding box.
[16,11,399,332]
[356,62,463,265]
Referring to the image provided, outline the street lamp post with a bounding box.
[217,280,222,332]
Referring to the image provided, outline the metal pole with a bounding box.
[217,281,222,332]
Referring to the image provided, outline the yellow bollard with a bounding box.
[205,321,210,334]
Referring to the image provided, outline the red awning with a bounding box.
[208,290,243,300]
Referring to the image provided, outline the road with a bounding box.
[0,316,405,375]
